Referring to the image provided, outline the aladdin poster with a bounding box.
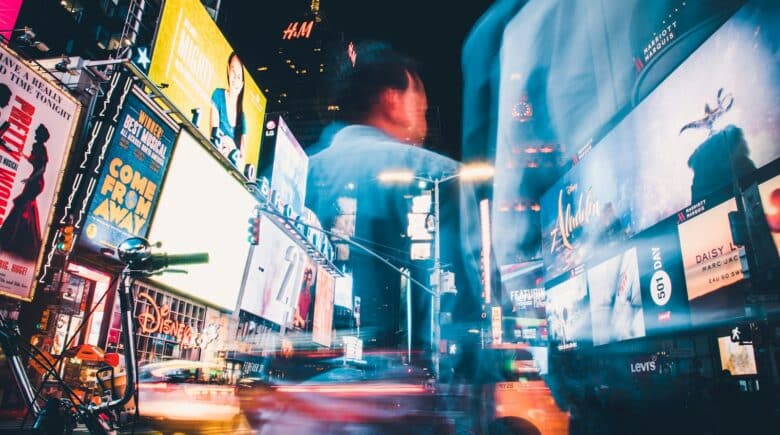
[81,92,175,254]
[540,5,780,280]
[0,45,80,300]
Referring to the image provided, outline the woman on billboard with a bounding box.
[0,124,50,261]
[210,52,247,170]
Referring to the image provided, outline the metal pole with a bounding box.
[433,178,441,380]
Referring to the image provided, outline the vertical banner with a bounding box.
[312,267,335,347]
[80,92,176,254]
[148,0,267,180]
[0,45,81,300]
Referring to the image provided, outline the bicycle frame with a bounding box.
[0,321,42,416]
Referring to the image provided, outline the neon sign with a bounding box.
[282,20,314,40]
[136,292,194,345]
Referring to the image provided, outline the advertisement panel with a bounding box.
[333,272,353,309]
[546,271,590,351]
[633,217,691,334]
[260,115,308,216]
[0,45,81,300]
[678,194,745,325]
[718,336,757,376]
[148,131,255,310]
[293,256,317,330]
[240,218,306,327]
[758,174,780,257]
[0,1,23,41]
[80,92,175,254]
[540,6,780,279]
[148,0,267,179]
[501,262,546,320]
[587,247,646,346]
[312,266,335,347]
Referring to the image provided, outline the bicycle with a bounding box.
[0,237,208,434]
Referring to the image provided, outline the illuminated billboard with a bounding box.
[259,115,308,216]
[240,218,306,327]
[148,131,255,310]
[758,173,780,257]
[633,217,691,334]
[148,0,267,179]
[546,271,590,351]
[587,247,646,346]
[81,91,175,255]
[539,5,780,279]
[333,272,353,309]
[312,267,335,347]
[0,44,81,301]
[678,193,746,326]
[718,336,757,376]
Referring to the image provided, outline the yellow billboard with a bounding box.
[149,0,267,179]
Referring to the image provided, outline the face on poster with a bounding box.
[546,272,590,351]
[540,7,780,278]
[758,174,780,257]
[148,0,267,179]
[293,256,317,330]
[312,267,335,347]
[587,247,646,346]
[0,45,81,300]
[240,218,307,327]
[81,92,176,254]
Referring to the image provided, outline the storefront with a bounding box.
[105,281,207,363]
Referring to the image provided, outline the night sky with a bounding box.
[219,0,495,159]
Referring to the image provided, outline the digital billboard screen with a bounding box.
[0,44,81,301]
[546,271,590,351]
[81,91,176,255]
[758,173,780,257]
[539,5,780,279]
[259,115,308,216]
[718,336,757,376]
[148,0,267,180]
[148,131,255,310]
[633,217,691,334]
[677,193,746,326]
[240,217,307,327]
[333,272,353,309]
[312,266,335,347]
[587,247,646,346]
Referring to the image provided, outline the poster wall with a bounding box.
[0,45,81,300]
[540,6,780,279]
[148,0,267,179]
[81,92,175,254]
[312,267,335,347]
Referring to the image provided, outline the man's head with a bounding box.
[332,41,428,145]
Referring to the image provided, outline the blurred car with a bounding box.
[484,345,570,435]
[137,360,243,432]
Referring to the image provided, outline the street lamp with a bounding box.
[379,162,494,379]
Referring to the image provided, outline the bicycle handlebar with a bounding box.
[136,252,210,271]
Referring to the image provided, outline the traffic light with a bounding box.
[248,216,261,245]
[57,224,75,253]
